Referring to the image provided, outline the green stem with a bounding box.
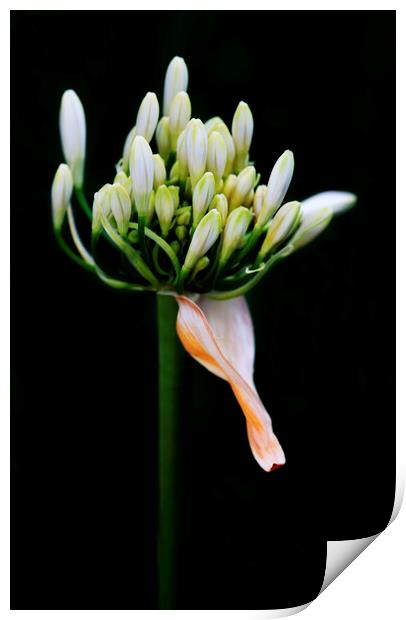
[157,294,182,609]
[75,186,93,221]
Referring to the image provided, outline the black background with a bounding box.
[11,10,395,610]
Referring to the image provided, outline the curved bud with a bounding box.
[232,101,254,171]
[136,92,160,143]
[289,204,333,252]
[152,154,167,189]
[109,183,132,236]
[259,201,302,259]
[212,122,235,176]
[205,116,224,134]
[130,136,154,218]
[156,116,171,162]
[210,193,228,226]
[92,184,112,235]
[155,185,175,237]
[300,191,357,216]
[169,91,192,150]
[229,165,256,210]
[185,118,208,189]
[253,184,267,219]
[176,129,189,182]
[122,126,137,172]
[183,209,222,272]
[51,163,73,230]
[192,171,215,228]
[220,206,252,264]
[59,89,86,187]
[114,170,132,196]
[207,131,227,179]
[163,56,189,116]
[257,150,294,227]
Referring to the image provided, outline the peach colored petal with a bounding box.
[176,295,285,471]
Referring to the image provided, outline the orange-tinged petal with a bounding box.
[175,295,285,471]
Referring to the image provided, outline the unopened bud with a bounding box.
[122,126,137,172]
[207,131,227,179]
[168,186,180,210]
[222,174,237,201]
[183,209,222,272]
[176,206,191,226]
[163,56,189,116]
[59,89,86,187]
[171,240,181,254]
[175,225,187,242]
[232,101,254,171]
[156,116,171,162]
[155,185,175,237]
[51,163,73,230]
[146,190,155,225]
[92,184,112,235]
[185,118,208,189]
[229,165,256,210]
[253,184,267,218]
[259,201,301,259]
[169,91,192,150]
[190,256,210,279]
[129,136,154,218]
[152,154,167,189]
[300,191,357,216]
[244,189,255,207]
[209,193,228,226]
[109,183,132,236]
[212,122,235,176]
[114,170,132,196]
[176,129,189,182]
[257,150,294,227]
[289,203,333,251]
[205,116,224,134]
[136,92,160,143]
[220,206,252,264]
[192,171,215,228]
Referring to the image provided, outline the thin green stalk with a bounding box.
[75,186,93,221]
[157,294,182,609]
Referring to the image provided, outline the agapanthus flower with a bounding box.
[52,55,356,471]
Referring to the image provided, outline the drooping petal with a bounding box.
[175,295,285,471]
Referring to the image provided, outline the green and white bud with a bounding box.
[129,136,154,219]
[223,174,237,201]
[163,56,189,116]
[114,170,132,196]
[109,183,132,236]
[220,206,252,264]
[176,206,191,226]
[155,185,175,237]
[155,116,171,162]
[185,118,208,189]
[183,209,222,272]
[289,203,333,251]
[229,165,256,210]
[175,225,187,242]
[122,126,137,172]
[212,122,235,176]
[257,150,294,227]
[136,92,160,143]
[152,154,167,189]
[300,191,357,216]
[59,89,86,188]
[51,163,73,230]
[146,190,155,226]
[232,101,254,172]
[259,201,302,259]
[192,171,215,228]
[253,184,267,219]
[92,184,112,235]
[205,116,224,134]
[169,91,192,150]
[207,131,227,180]
[176,129,189,182]
[244,189,255,207]
[209,193,228,226]
[168,185,180,210]
[171,240,181,255]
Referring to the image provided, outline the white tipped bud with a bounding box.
[169,91,192,150]
[176,129,189,182]
[220,206,252,263]
[51,163,73,230]
[59,89,86,187]
[232,101,254,171]
[136,92,160,143]
[109,183,132,236]
[114,170,132,196]
[253,184,267,218]
[168,185,180,210]
[259,201,301,258]
[244,189,255,207]
[185,119,208,189]
[163,56,189,116]
[257,150,294,227]
[155,185,175,237]
[92,183,112,235]
[222,174,237,201]
[300,191,357,216]
[129,136,154,218]
[289,203,333,251]
[207,131,227,179]
[229,165,256,210]
[205,116,224,134]
[183,209,222,271]
[210,193,228,226]
[156,116,171,162]
[212,122,235,176]
[192,172,215,228]
[152,154,167,189]
[122,126,137,172]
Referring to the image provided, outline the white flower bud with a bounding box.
[163,56,189,116]
[192,172,215,228]
[176,129,189,182]
[122,126,137,172]
[152,154,167,189]
[220,206,252,264]
[169,91,192,150]
[257,150,294,227]
[259,201,301,258]
[114,170,132,196]
[183,209,222,271]
[129,136,154,218]
[51,163,73,230]
[289,204,333,251]
[207,131,227,179]
[92,184,112,235]
[300,191,357,216]
[222,174,237,201]
[210,193,228,226]
[229,165,256,210]
[135,92,159,143]
[185,118,208,189]
[146,190,155,225]
[232,101,254,171]
[59,89,86,188]
[205,116,224,134]
[155,116,171,162]
[244,189,255,207]
[168,185,180,210]
[211,122,235,176]
[155,185,175,237]
[253,184,267,218]
[109,183,132,236]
